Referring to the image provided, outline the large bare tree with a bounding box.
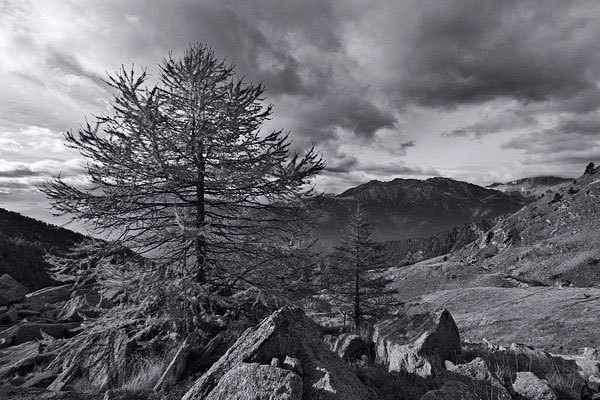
[42,44,323,295]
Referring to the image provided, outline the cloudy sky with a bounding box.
[1,0,600,227]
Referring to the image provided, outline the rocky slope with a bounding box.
[487,176,572,201]
[388,164,600,354]
[311,177,525,248]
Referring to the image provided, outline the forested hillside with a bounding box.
[0,207,86,289]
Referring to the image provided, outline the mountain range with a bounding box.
[310,176,526,248]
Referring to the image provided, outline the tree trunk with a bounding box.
[195,139,207,284]
[354,263,360,331]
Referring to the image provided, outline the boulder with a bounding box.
[445,357,511,400]
[512,372,557,400]
[25,285,72,305]
[181,307,372,400]
[0,274,28,306]
[205,363,303,400]
[420,381,479,400]
[374,309,461,377]
[332,334,369,362]
[0,322,78,348]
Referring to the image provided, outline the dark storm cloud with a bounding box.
[443,110,537,139]
[324,152,359,173]
[0,167,39,178]
[398,0,600,110]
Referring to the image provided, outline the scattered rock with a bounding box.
[332,334,370,362]
[0,274,28,306]
[512,371,557,400]
[25,285,72,305]
[0,322,78,348]
[373,309,461,377]
[420,380,479,400]
[181,307,371,400]
[204,363,303,400]
[445,357,511,400]
[282,356,303,376]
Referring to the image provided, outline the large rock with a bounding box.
[205,363,303,400]
[374,309,461,377]
[420,381,478,400]
[512,371,557,400]
[25,285,72,305]
[0,274,28,306]
[181,307,372,400]
[0,322,78,348]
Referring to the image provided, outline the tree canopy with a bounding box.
[42,44,324,334]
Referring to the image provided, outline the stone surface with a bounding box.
[282,356,303,376]
[25,285,72,305]
[332,334,369,362]
[0,274,28,306]
[181,307,372,400]
[420,381,479,400]
[374,309,461,377]
[512,372,557,400]
[445,357,511,400]
[205,363,302,400]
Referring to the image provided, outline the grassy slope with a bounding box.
[388,170,600,354]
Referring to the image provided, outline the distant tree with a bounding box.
[41,44,324,332]
[327,205,398,331]
[585,162,596,175]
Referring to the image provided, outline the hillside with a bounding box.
[0,207,86,289]
[311,177,525,248]
[388,164,600,352]
[487,176,572,201]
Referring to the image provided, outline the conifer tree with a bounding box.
[41,44,324,331]
[328,205,398,331]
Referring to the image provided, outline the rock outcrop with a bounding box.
[512,371,557,400]
[373,309,461,377]
[0,275,28,306]
[204,363,303,400]
[181,307,372,400]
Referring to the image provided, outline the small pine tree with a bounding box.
[327,205,398,331]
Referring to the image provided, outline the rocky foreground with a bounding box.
[2,286,600,400]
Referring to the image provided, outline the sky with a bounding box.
[1,0,600,229]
